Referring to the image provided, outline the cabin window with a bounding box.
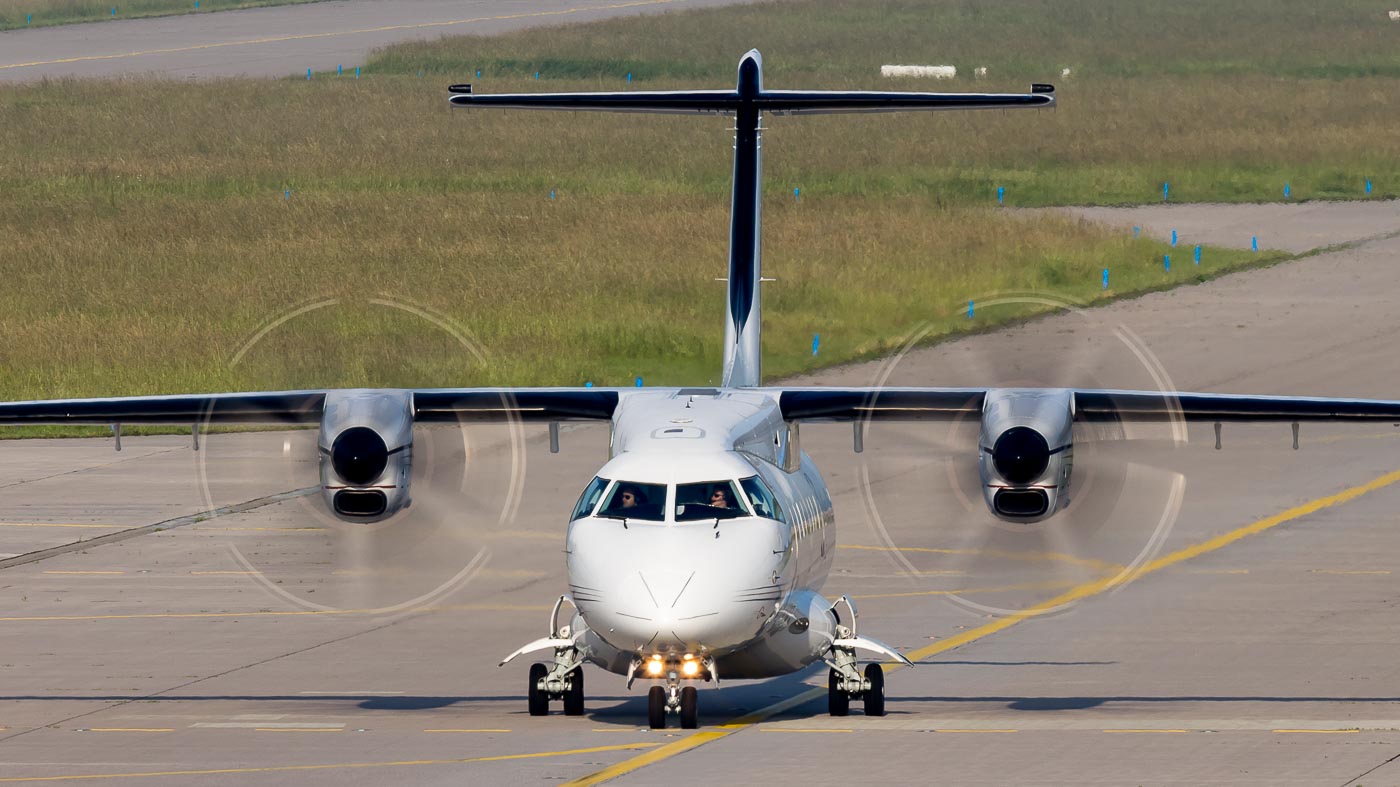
[674,480,748,522]
[570,476,610,521]
[596,481,667,522]
[739,476,786,523]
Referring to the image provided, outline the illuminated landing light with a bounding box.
[646,658,664,676]
[682,660,700,677]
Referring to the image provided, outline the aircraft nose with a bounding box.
[570,520,788,654]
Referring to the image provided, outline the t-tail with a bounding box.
[448,51,1055,387]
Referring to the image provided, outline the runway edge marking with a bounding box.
[566,466,1400,786]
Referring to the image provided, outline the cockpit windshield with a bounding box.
[596,481,667,522]
[739,475,785,522]
[675,480,748,522]
[570,477,609,521]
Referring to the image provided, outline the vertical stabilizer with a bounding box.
[722,50,764,388]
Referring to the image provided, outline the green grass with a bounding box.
[375,0,1400,81]
[0,0,323,30]
[0,0,1387,435]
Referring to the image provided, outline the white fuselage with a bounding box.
[561,389,844,679]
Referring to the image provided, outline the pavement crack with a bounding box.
[1339,748,1400,787]
[0,486,315,572]
[0,447,183,491]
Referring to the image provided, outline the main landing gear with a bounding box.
[500,596,588,717]
[824,595,909,717]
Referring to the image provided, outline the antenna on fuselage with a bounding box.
[448,54,1055,388]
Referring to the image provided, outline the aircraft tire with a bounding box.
[563,668,585,716]
[679,686,699,729]
[828,668,849,716]
[647,686,667,729]
[862,663,885,717]
[528,663,549,717]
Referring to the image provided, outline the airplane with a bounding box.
[7,50,1400,730]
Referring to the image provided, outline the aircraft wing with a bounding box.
[776,387,1400,423]
[0,388,626,426]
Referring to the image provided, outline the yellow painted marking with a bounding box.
[0,522,117,529]
[896,466,1400,665]
[42,571,124,575]
[189,571,261,575]
[568,467,1400,786]
[564,733,724,787]
[0,1,678,71]
[853,579,1076,600]
[839,543,1125,576]
[88,728,173,733]
[1104,729,1189,734]
[934,729,1018,733]
[1273,729,1359,734]
[255,728,341,733]
[758,728,852,733]
[0,742,659,783]
[423,729,510,733]
[1309,569,1390,575]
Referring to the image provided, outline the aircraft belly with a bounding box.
[713,589,836,679]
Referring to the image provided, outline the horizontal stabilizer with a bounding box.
[448,86,1054,115]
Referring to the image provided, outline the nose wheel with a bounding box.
[647,686,666,729]
[679,686,699,729]
[646,683,700,729]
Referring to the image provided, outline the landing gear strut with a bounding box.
[824,595,908,716]
[502,596,587,717]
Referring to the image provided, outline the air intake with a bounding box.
[993,488,1049,518]
[333,490,387,518]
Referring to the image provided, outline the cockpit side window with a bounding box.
[597,481,667,522]
[739,476,786,523]
[570,476,610,521]
[675,480,748,522]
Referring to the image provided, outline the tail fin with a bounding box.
[449,52,1054,387]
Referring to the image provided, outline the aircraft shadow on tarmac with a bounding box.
[9,692,1400,717]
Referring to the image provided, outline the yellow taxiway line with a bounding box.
[565,465,1400,786]
[0,742,660,783]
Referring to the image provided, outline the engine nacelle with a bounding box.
[978,388,1073,522]
[318,390,413,522]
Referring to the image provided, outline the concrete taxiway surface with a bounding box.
[0,0,753,82]
[4,202,1400,785]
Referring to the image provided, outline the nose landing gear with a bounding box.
[640,659,708,729]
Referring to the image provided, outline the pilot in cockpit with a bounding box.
[709,487,733,509]
[618,486,645,508]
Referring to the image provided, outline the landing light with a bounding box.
[682,660,700,677]
[646,659,664,676]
